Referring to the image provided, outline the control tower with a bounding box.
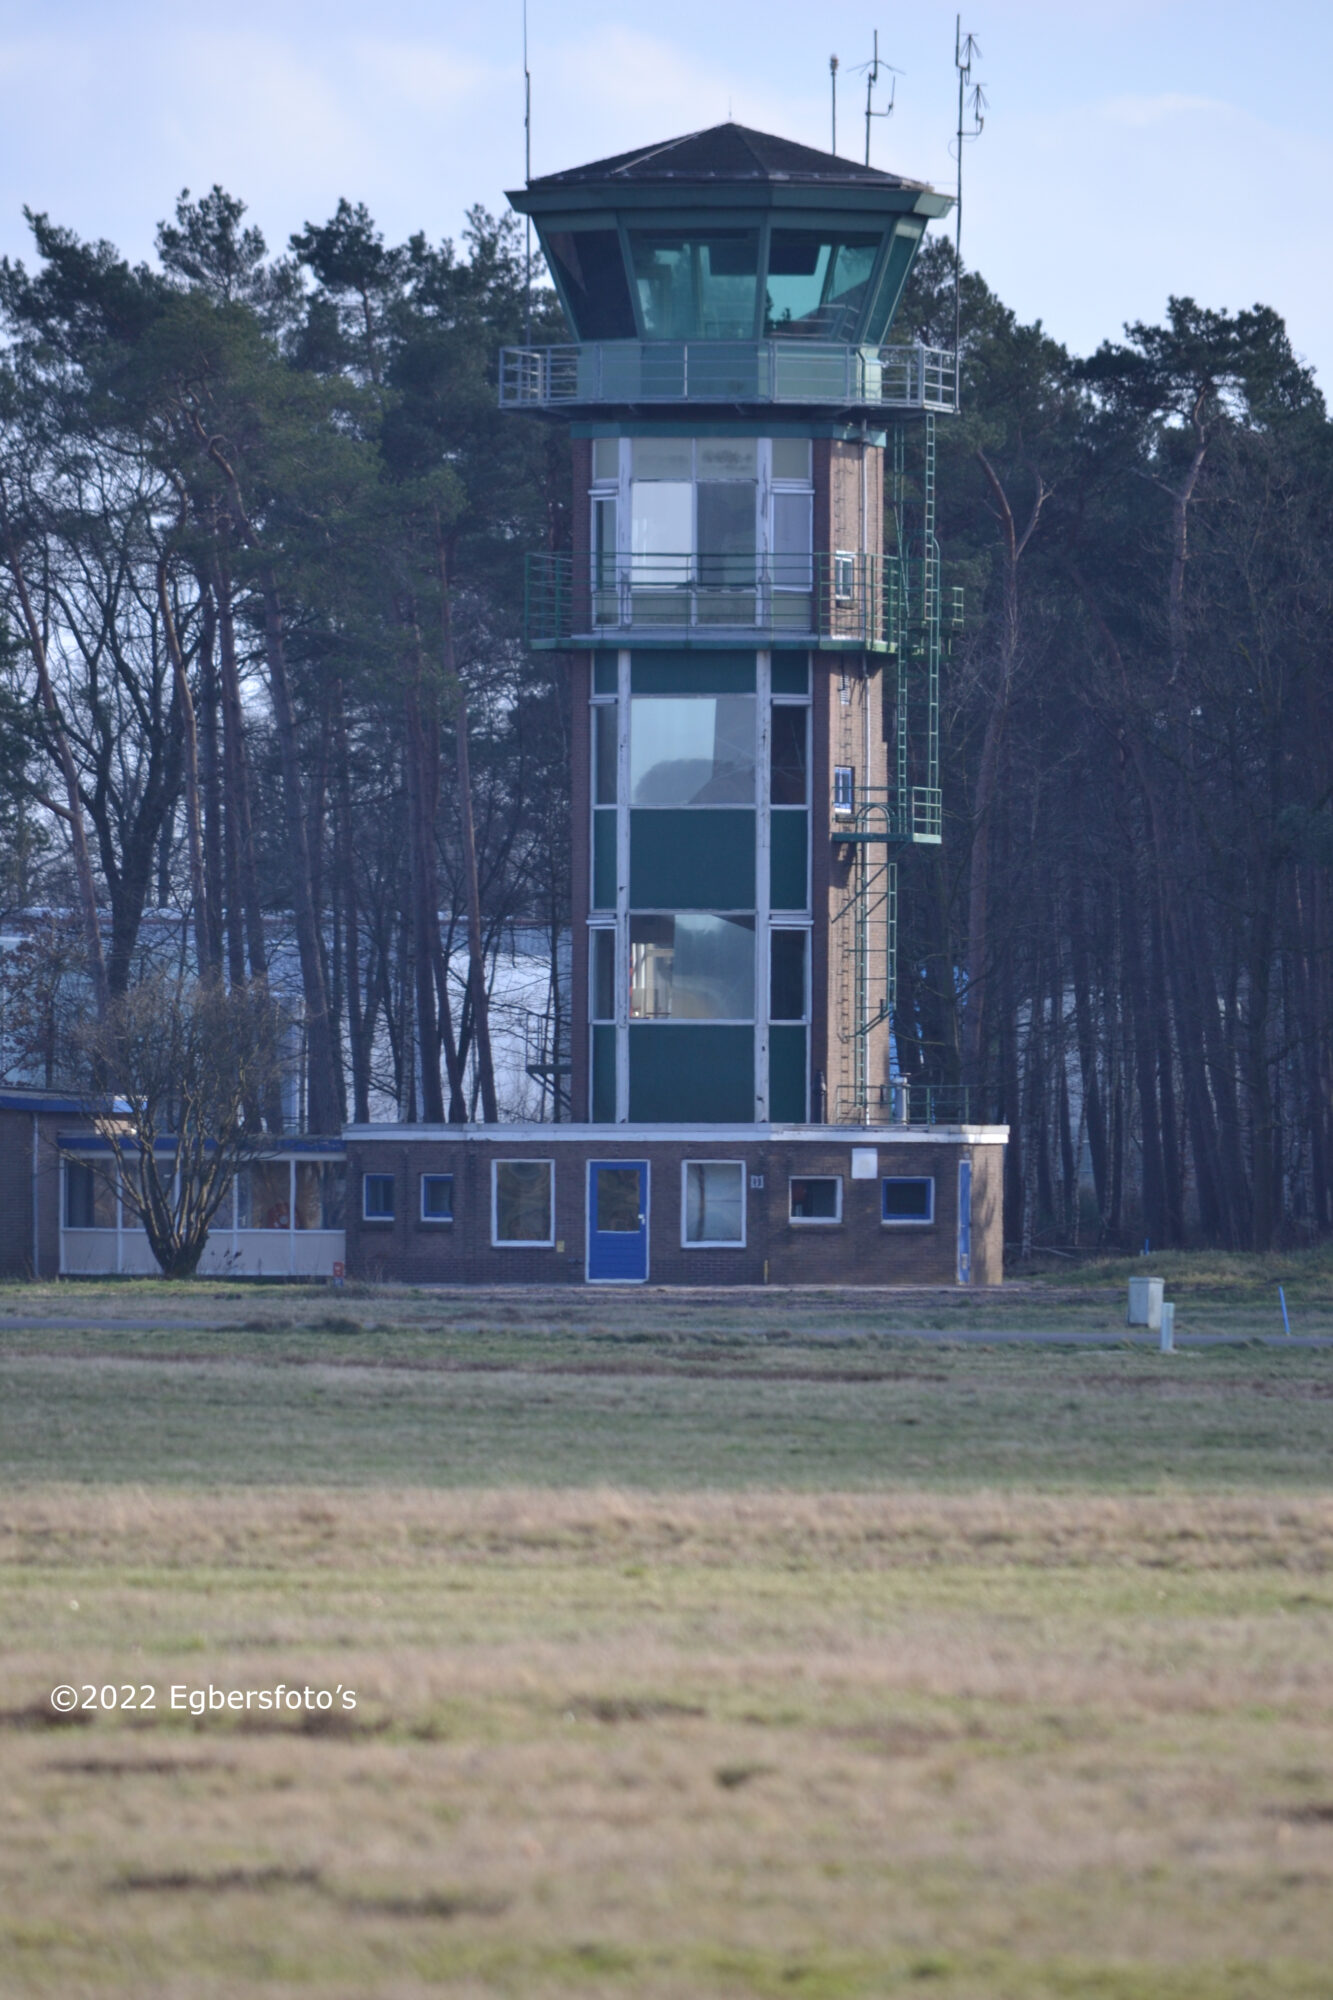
[342,122,1004,1289]
[506,124,956,1130]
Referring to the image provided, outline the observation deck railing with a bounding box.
[500,340,957,413]
[524,550,892,651]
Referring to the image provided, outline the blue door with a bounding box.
[587,1161,649,1282]
[957,1158,972,1285]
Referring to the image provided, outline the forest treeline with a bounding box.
[0,190,1330,1249]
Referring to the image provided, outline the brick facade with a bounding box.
[344,1127,1004,1287]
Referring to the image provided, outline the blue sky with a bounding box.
[2,0,1329,383]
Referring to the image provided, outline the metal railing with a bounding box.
[499,340,958,413]
[832,1081,973,1126]
[830,783,942,849]
[525,551,891,649]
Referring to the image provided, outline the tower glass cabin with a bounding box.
[505,123,956,1130]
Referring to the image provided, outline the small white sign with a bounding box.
[850,1148,878,1179]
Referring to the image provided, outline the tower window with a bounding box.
[629,915,754,1021]
[769,931,808,1022]
[630,695,755,805]
[833,767,855,816]
[770,705,809,804]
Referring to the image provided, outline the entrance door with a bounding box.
[587,1161,649,1282]
[957,1158,972,1285]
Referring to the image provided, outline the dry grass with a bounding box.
[3,1486,1333,1997]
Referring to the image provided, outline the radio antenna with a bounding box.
[861,30,899,166]
[829,53,839,153]
[523,0,533,342]
[951,16,985,409]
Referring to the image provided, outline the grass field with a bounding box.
[2,1272,1332,1997]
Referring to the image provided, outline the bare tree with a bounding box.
[77,972,284,1277]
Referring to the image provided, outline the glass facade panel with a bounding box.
[494,1160,553,1243]
[630,695,754,804]
[697,437,757,478]
[593,703,618,804]
[591,927,616,1020]
[764,231,883,341]
[770,705,808,804]
[772,490,813,591]
[697,483,756,588]
[544,229,637,340]
[629,232,760,340]
[770,930,807,1021]
[633,437,693,480]
[684,1161,744,1243]
[592,495,617,591]
[772,437,812,481]
[631,480,691,584]
[629,914,754,1020]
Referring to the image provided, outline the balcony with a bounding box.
[499,340,958,414]
[524,551,892,651]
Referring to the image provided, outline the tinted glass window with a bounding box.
[629,232,759,339]
[764,232,883,341]
[770,705,808,804]
[631,695,755,805]
[544,229,636,339]
[591,929,616,1021]
[698,483,756,588]
[630,915,754,1020]
[770,930,807,1021]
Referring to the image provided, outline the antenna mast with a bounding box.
[523,0,533,343]
[829,54,839,153]
[952,17,985,411]
[863,31,897,167]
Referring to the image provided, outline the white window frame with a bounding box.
[362,1171,396,1223]
[881,1176,936,1227]
[788,1174,843,1225]
[420,1173,455,1224]
[680,1159,748,1249]
[491,1158,556,1248]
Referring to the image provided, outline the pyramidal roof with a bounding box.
[525,122,932,194]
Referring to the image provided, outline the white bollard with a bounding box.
[1159,1301,1175,1353]
[1128,1277,1165,1331]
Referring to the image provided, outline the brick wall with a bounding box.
[345,1131,1003,1287]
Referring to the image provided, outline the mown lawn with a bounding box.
[1,1285,1330,1997]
